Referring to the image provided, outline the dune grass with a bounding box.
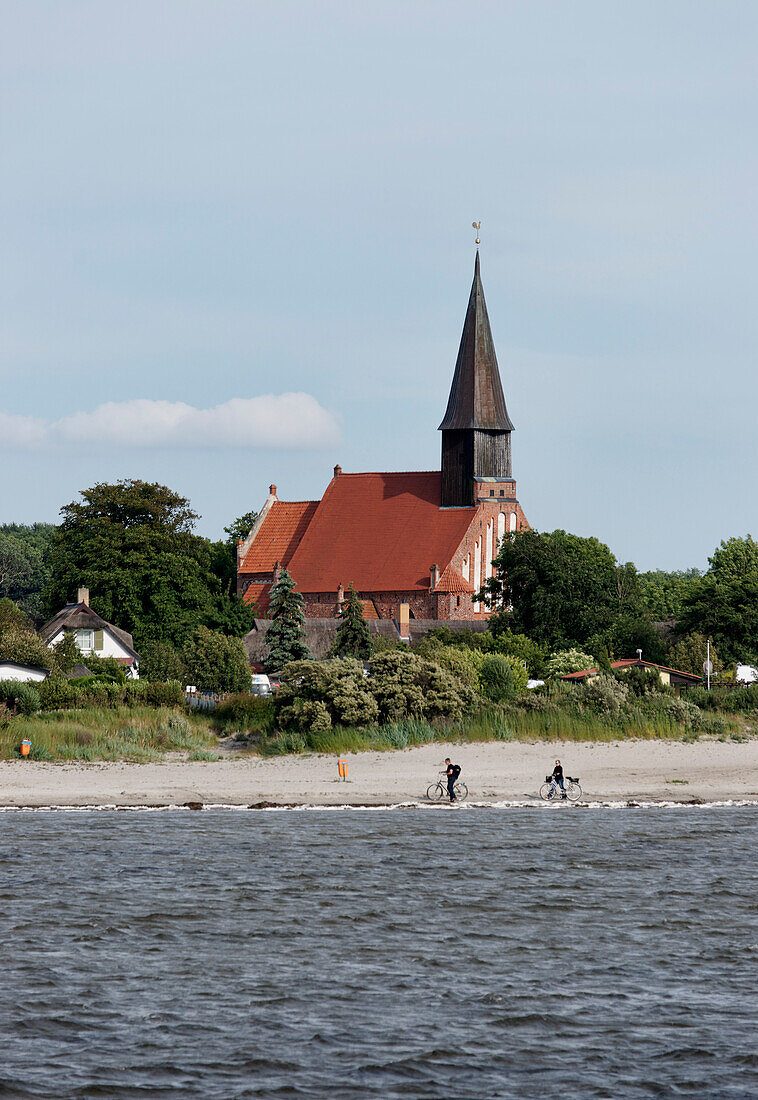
[0,707,218,762]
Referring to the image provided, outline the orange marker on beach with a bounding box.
[338,758,347,781]
[20,740,31,757]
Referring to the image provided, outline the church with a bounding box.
[237,251,529,624]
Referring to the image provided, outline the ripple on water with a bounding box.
[0,808,756,1099]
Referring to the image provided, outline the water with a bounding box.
[1,808,757,1099]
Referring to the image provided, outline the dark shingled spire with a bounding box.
[438,251,514,432]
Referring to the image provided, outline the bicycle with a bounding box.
[426,772,468,802]
[539,775,582,802]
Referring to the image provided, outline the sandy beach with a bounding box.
[1,739,757,807]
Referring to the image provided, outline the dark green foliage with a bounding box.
[0,524,54,623]
[38,675,78,710]
[46,480,252,649]
[331,585,371,660]
[214,693,274,734]
[79,654,128,683]
[587,614,669,666]
[368,650,474,723]
[182,627,251,692]
[0,609,53,670]
[679,536,758,664]
[421,625,548,678]
[614,665,666,697]
[684,685,758,713]
[479,654,528,701]
[637,568,702,620]
[144,682,184,707]
[264,569,310,672]
[0,680,41,716]
[51,630,80,673]
[140,640,187,684]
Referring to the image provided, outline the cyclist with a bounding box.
[552,759,567,800]
[444,758,461,803]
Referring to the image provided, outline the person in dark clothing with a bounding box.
[444,758,460,803]
[552,759,567,800]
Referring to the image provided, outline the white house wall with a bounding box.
[48,629,134,661]
[0,663,48,683]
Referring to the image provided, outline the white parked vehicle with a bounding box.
[250,674,273,696]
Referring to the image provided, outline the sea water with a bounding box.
[1,808,756,1099]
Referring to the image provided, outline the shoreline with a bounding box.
[1,739,757,809]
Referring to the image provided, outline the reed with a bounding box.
[0,707,217,762]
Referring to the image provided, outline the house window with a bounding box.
[76,629,94,653]
[490,489,495,496]
[499,490,504,496]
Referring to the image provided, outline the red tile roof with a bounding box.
[239,501,318,573]
[359,599,380,619]
[287,472,476,593]
[242,583,272,615]
[562,659,702,683]
[435,564,474,593]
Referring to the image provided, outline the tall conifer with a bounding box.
[331,584,371,660]
[264,568,310,671]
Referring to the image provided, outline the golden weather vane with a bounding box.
[472,221,481,246]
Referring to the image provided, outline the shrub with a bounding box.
[0,679,41,716]
[479,655,529,701]
[125,680,149,706]
[0,627,53,671]
[369,650,471,723]
[38,675,77,710]
[581,674,629,717]
[615,665,666,697]
[140,640,187,684]
[214,693,275,733]
[424,645,483,691]
[546,649,596,678]
[276,659,378,733]
[145,681,184,707]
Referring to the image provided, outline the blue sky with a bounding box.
[1,1,756,569]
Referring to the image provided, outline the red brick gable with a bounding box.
[287,472,477,593]
[239,501,318,573]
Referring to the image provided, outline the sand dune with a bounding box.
[1,739,757,808]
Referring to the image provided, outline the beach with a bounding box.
[1,739,757,807]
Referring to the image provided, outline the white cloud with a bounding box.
[0,394,341,450]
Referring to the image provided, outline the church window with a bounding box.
[490,489,495,496]
[499,490,504,496]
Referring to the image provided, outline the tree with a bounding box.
[331,585,371,660]
[206,509,259,635]
[0,524,54,623]
[479,654,528,700]
[264,569,310,672]
[0,598,54,669]
[182,627,251,692]
[637,568,702,621]
[669,633,722,678]
[139,640,188,683]
[46,480,251,648]
[482,530,644,650]
[276,658,379,732]
[679,536,758,663]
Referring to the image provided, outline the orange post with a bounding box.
[337,758,347,781]
[20,739,31,757]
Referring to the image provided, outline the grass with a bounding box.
[0,707,218,762]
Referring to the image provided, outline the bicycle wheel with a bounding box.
[539,782,554,801]
[426,782,444,801]
[566,782,582,802]
[454,782,468,801]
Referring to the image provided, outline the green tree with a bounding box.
[679,536,758,663]
[51,630,82,673]
[206,509,259,635]
[182,626,251,692]
[139,640,188,683]
[545,649,596,677]
[46,480,250,648]
[483,530,644,650]
[669,633,722,678]
[331,585,371,660]
[276,658,379,732]
[264,569,310,672]
[0,524,54,623]
[637,568,702,620]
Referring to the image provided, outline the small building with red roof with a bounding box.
[237,253,529,621]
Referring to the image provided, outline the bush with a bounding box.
[38,675,78,710]
[140,640,187,684]
[369,650,472,723]
[479,655,529,701]
[145,681,184,707]
[615,665,666,697]
[0,627,53,671]
[214,693,275,733]
[276,658,378,733]
[546,649,596,678]
[0,679,41,716]
[581,674,629,717]
[685,685,758,713]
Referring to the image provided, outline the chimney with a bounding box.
[333,464,342,478]
[398,602,410,643]
[429,564,439,592]
[337,583,345,604]
[77,587,89,607]
[273,560,281,582]
[269,484,277,497]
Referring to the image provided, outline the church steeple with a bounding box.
[439,252,514,507]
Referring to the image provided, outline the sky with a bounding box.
[1,1,756,570]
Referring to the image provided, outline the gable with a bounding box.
[239,501,318,573]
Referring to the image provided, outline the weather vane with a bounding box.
[472,221,481,246]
